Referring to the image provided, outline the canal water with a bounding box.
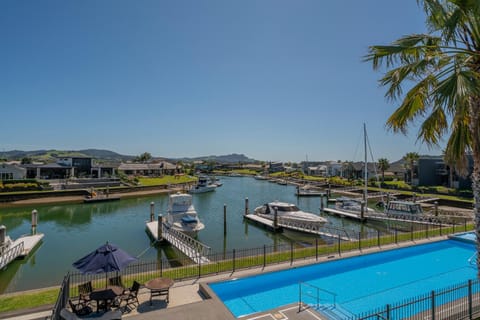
[0,176,379,294]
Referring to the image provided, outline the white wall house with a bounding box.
[0,163,26,180]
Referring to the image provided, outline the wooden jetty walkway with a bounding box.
[244,214,351,241]
[323,207,456,227]
[0,234,44,270]
[323,207,366,221]
[145,221,210,264]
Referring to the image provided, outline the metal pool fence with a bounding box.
[51,222,473,319]
[353,279,480,320]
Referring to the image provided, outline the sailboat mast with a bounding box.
[363,123,367,202]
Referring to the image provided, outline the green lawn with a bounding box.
[137,175,196,186]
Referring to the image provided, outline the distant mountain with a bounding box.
[1,149,135,162]
[168,153,258,164]
[1,149,256,164]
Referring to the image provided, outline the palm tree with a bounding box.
[378,158,390,184]
[403,152,419,185]
[365,0,480,271]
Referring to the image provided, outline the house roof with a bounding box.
[118,161,177,171]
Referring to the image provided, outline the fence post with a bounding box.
[198,254,201,277]
[299,283,302,312]
[290,242,294,265]
[377,230,380,247]
[233,249,236,272]
[426,223,429,238]
[358,232,361,252]
[465,218,467,232]
[411,223,414,241]
[386,304,390,320]
[431,291,435,320]
[315,238,318,261]
[468,279,473,319]
[440,222,442,236]
[338,235,341,256]
[395,228,398,244]
[263,245,266,268]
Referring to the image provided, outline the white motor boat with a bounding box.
[254,201,328,225]
[384,200,423,215]
[335,197,376,214]
[295,184,325,196]
[165,192,205,237]
[189,176,216,194]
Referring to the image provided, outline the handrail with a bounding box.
[299,281,337,310]
[161,223,211,263]
[468,252,477,266]
[0,241,25,270]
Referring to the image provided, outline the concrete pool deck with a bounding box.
[0,235,456,320]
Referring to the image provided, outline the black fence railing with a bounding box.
[353,279,480,320]
[50,272,70,320]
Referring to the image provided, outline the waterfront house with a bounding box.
[0,163,26,180]
[22,157,117,179]
[118,161,178,177]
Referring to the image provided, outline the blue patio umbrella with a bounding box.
[72,242,137,275]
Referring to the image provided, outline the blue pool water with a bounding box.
[210,238,477,318]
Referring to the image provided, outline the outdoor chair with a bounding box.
[60,308,122,320]
[117,280,141,312]
[77,281,93,305]
[68,299,92,316]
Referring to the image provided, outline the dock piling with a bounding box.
[320,195,324,212]
[360,201,365,220]
[150,202,155,222]
[31,209,38,235]
[274,207,278,229]
[245,197,249,216]
[158,214,163,241]
[434,201,439,216]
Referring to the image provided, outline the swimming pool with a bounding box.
[209,238,477,318]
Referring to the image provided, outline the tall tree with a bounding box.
[378,158,390,184]
[135,152,152,163]
[403,152,419,185]
[365,0,480,272]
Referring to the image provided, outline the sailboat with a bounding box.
[334,123,376,217]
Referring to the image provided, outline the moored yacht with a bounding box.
[189,176,216,193]
[165,192,205,237]
[384,200,423,215]
[295,184,325,196]
[254,201,328,225]
[335,197,376,214]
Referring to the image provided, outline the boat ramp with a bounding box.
[145,220,210,264]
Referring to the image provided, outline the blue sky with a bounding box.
[1,1,445,163]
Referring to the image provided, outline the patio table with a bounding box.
[89,285,124,312]
[144,277,174,305]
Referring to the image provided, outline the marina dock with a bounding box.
[0,233,44,270]
[244,214,351,241]
[323,208,366,221]
[145,221,210,264]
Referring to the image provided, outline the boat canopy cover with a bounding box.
[181,216,197,224]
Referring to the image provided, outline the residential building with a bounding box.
[118,161,179,177]
[0,163,26,180]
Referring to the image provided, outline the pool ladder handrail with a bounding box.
[468,252,477,266]
[299,281,337,309]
